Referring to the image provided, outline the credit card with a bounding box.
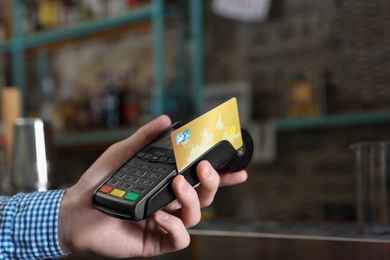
[171,97,243,173]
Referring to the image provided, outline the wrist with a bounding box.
[58,187,75,254]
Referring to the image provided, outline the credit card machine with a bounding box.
[92,122,253,221]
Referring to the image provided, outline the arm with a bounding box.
[0,115,247,259]
[0,190,68,259]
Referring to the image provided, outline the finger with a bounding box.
[195,161,220,208]
[153,211,190,253]
[219,170,248,187]
[83,115,172,184]
[171,175,201,227]
[105,115,172,163]
[109,115,171,156]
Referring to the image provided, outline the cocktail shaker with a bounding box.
[11,118,49,192]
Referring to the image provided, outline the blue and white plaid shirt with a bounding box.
[0,190,68,259]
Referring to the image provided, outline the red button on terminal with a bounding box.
[99,185,112,194]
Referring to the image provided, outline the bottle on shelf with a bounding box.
[120,67,140,126]
[19,0,148,35]
[0,0,10,41]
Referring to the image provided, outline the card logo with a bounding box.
[175,129,191,145]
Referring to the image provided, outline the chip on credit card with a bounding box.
[171,97,243,173]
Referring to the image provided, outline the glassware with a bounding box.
[351,141,390,235]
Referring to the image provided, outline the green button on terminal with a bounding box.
[124,193,139,202]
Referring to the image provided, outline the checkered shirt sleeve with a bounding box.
[0,189,68,259]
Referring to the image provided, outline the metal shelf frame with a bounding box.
[4,1,390,147]
[52,111,390,148]
[2,0,204,117]
[276,111,390,131]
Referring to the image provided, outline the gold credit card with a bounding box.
[171,97,243,173]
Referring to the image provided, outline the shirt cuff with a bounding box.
[1,189,69,259]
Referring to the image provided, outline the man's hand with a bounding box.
[58,115,247,258]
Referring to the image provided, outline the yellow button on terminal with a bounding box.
[110,189,125,198]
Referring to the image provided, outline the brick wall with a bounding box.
[203,0,390,222]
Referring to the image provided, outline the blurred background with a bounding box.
[1,0,390,259]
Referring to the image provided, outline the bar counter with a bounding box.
[64,220,390,260]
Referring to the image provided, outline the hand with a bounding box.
[58,115,247,258]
